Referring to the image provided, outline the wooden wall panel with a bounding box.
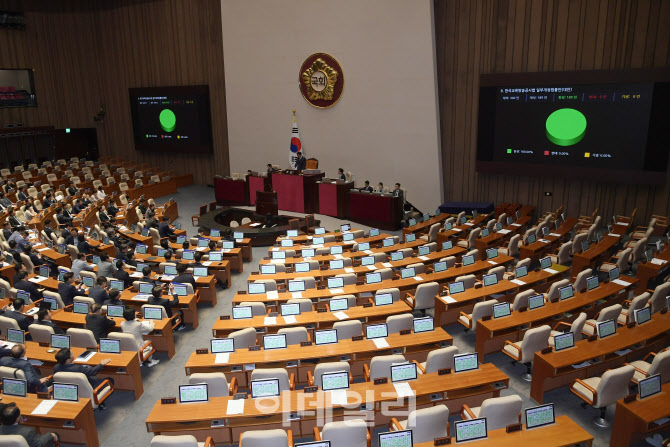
[435,0,670,225]
[0,0,228,184]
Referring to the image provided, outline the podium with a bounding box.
[271,172,325,213]
[318,179,354,217]
[256,191,278,216]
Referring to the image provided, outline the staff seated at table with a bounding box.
[0,401,58,447]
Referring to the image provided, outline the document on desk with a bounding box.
[291,292,303,298]
[264,317,277,326]
[382,262,393,268]
[202,261,212,266]
[543,268,559,274]
[394,382,414,398]
[615,348,632,356]
[283,316,297,325]
[418,256,429,261]
[333,311,349,320]
[510,223,521,227]
[549,233,561,237]
[497,229,511,235]
[266,290,279,300]
[367,265,376,270]
[487,260,498,265]
[37,247,50,252]
[464,222,474,226]
[345,268,355,273]
[31,400,58,415]
[538,239,550,244]
[413,276,423,281]
[613,279,632,287]
[162,275,175,281]
[607,233,621,237]
[270,259,285,264]
[215,353,229,364]
[364,250,374,255]
[74,351,96,363]
[249,223,262,227]
[441,296,457,304]
[130,272,143,278]
[510,279,526,285]
[271,247,279,251]
[226,399,245,415]
[651,258,668,265]
[373,338,390,349]
[132,294,150,301]
[334,254,344,260]
[329,288,345,295]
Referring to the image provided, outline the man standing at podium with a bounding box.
[295,151,307,171]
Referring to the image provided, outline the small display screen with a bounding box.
[559,285,574,300]
[525,404,555,429]
[107,305,125,318]
[462,255,475,266]
[314,227,326,235]
[639,374,662,399]
[248,283,266,294]
[449,281,465,294]
[53,383,79,402]
[164,265,178,275]
[540,257,552,269]
[288,280,306,292]
[329,298,349,311]
[366,323,388,339]
[314,329,338,345]
[179,384,208,403]
[434,261,447,272]
[321,371,349,391]
[251,378,280,398]
[198,239,209,247]
[82,276,95,287]
[527,233,537,244]
[280,303,301,316]
[358,242,370,252]
[454,418,487,443]
[286,230,298,237]
[515,265,528,278]
[362,255,375,265]
[50,334,70,349]
[281,239,294,247]
[609,267,620,281]
[327,277,344,289]
[370,229,380,237]
[444,222,453,231]
[313,237,325,245]
[343,233,354,241]
[366,272,382,284]
[553,332,574,351]
[100,338,121,354]
[143,307,163,320]
[295,262,310,273]
[413,317,434,333]
[405,234,416,243]
[330,246,343,255]
[193,267,208,277]
[260,264,276,274]
[483,274,498,287]
[493,302,511,318]
[390,362,417,382]
[375,293,393,306]
[2,378,26,397]
[211,338,234,353]
[400,267,415,279]
[418,245,430,256]
[486,248,498,259]
[379,430,412,447]
[634,307,651,325]
[73,302,89,314]
[383,238,395,247]
[528,294,545,310]
[453,353,479,373]
[232,306,253,319]
[272,251,286,260]
[597,319,617,339]
[263,334,287,350]
[181,249,195,260]
[390,252,404,262]
[139,282,154,294]
[329,259,344,270]
[586,276,599,291]
[208,252,223,261]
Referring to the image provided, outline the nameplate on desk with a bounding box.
[300,341,312,347]
[249,345,261,351]
[233,392,248,400]
[627,322,636,329]
[239,291,247,295]
[304,386,318,393]
[36,392,50,400]
[587,335,597,342]
[518,307,527,313]
[268,312,278,317]
[161,397,177,404]
[220,315,230,320]
[482,315,491,321]
[399,329,411,335]
[374,377,388,385]
[541,347,552,355]
[438,368,451,375]
[434,437,451,446]
[662,308,668,314]
[623,394,637,403]
[363,303,373,308]
[196,349,209,354]
[352,335,363,341]
[38,342,49,347]
[317,307,327,313]
[251,271,259,275]
[506,423,522,433]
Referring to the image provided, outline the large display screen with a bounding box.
[128,85,213,153]
[477,70,670,183]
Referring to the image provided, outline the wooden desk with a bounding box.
[212,301,414,338]
[215,177,248,205]
[474,216,531,253]
[436,215,490,248]
[275,229,358,246]
[26,341,144,400]
[635,244,670,293]
[120,290,200,330]
[518,218,578,264]
[185,328,453,384]
[272,172,325,214]
[347,191,403,231]
[570,223,629,279]
[146,365,508,442]
[475,276,638,361]
[530,311,670,403]
[318,179,354,218]
[10,393,99,447]
[611,382,670,447]
[433,265,570,325]
[414,415,592,447]
[402,213,450,238]
[268,232,390,253]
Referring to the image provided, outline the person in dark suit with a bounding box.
[0,402,58,446]
[191,251,205,268]
[67,181,79,197]
[173,263,196,290]
[360,180,373,192]
[14,272,43,303]
[62,205,74,221]
[76,233,92,255]
[103,288,124,306]
[23,243,44,267]
[107,200,119,216]
[56,207,71,226]
[138,199,148,216]
[139,266,156,285]
[158,216,175,239]
[97,205,111,223]
[295,151,307,171]
[85,303,115,342]
[42,192,54,208]
[42,219,55,241]
[2,221,13,240]
[88,276,110,305]
[8,240,22,264]
[338,168,346,180]
[7,208,23,228]
[266,163,275,175]
[0,192,12,209]
[72,198,84,214]
[145,212,159,230]
[148,284,183,329]
[58,272,86,306]
[54,348,112,389]
[35,309,65,335]
[393,183,404,202]
[0,345,51,393]
[16,186,29,202]
[112,260,132,289]
[0,298,32,331]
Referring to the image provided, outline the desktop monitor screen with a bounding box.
[413,316,434,333]
[327,277,344,289]
[486,248,498,259]
[378,431,413,447]
[143,307,163,320]
[210,229,221,237]
[295,262,310,273]
[525,404,555,429]
[366,323,388,339]
[58,271,67,282]
[272,251,286,260]
[250,379,281,399]
[50,334,70,349]
[38,265,49,278]
[232,306,253,319]
[370,229,380,237]
[100,338,121,354]
[586,276,599,291]
[449,281,465,295]
[609,267,620,281]
[639,374,662,399]
[453,353,479,373]
[82,276,95,288]
[193,267,208,277]
[542,226,550,236]
[495,222,503,231]
[2,378,26,397]
[581,240,590,253]
[559,285,574,300]
[142,229,150,237]
[340,224,351,232]
[314,329,338,345]
[418,245,430,256]
[443,241,453,251]
[483,274,498,287]
[136,263,149,272]
[314,227,326,235]
[540,257,552,270]
[454,418,487,443]
[527,233,537,244]
[528,294,545,310]
[506,216,514,225]
[157,249,168,257]
[405,233,416,243]
[164,265,178,275]
[515,265,528,278]
[197,239,209,248]
[109,279,125,291]
[136,244,148,254]
[211,338,235,353]
[634,307,651,325]
[329,298,349,311]
[553,332,574,352]
[92,256,102,265]
[139,282,154,294]
[301,248,315,258]
[383,238,395,247]
[286,229,298,237]
[321,371,349,391]
[434,261,447,273]
[176,235,187,244]
[182,250,195,260]
[208,252,223,261]
[329,259,344,270]
[281,239,294,247]
[179,384,208,403]
[260,264,276,274]
[390,252,404,262]
[444,222,453,231]
[107,305,125,318]
[423,213,430,221]
[343,233,354,241]
[597,319,617,339]
[391,362,418,382]
[366,272,382,284]
[248,282,266,294]
[330,246,343,255]
[481,228,490,237]
[312,237,325,245]
[16,290,30,302]
[280,303,301,316]
[400,267,415,279]
[53,383,79,402]
[375,292,393,306]
[361,255,375,266]
[462,255,475,266]
[43,297,58,311]
[493,302,511,319]
[288,280,306,292]
[263,334,287,350]
[234,232,244,239]
[73,302,89,314]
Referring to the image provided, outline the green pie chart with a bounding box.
[159,109,176,133]
[545,108,586,146]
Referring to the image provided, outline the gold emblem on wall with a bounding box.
[299,53,344,108]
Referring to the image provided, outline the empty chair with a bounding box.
[545,279,569,302]
[376,288,400,303]
[570,365,635,427]
[376,267,393,281]
[455,274,477,289]
[487,266,506,282]
[386,314,413,334]
[405,282,439,311]
[364,354,406,381]
[511,289,536,311]
[416,346,459,374]
[457,228,481,250]
[250,368,294,392]
[0,316,21,335]
[0,435,30,447]
[239,429,290,447]
[583,304,623,336]
[188,372,237,397]
[53,371,114,410]
[549,242,572,265]
[649,282,670,313]
[440,256,457,268]
[599,248,632,275]
[332,320,362,340]
[66,328,98,348]
[389,404,449,444]
[502,325,551,381]
[456,211,466,222]
[571,233,588,254]
[151,435,215,447]
[625,350,670,384]
[27,324,54,344]
[574,268,593,291]
[617,292,650,325]
[420,223,441,243]
[277,327,309,345]
[229,327,257,349]
[286,298,313,312]
[316,420,369,447]
[237,302,266,317]
[458,300,498,331]
[308,362,351,388]
[253,279,277,292]
[406,262,425,274]
[108,332,155,365]
[461,395,523,430]
[334,273,356,286]
[549,312,586,347]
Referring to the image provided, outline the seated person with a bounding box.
[0,345,50,393]
[0,402,58,446]
[103,288,124,306]
[0,298,31,331]
[54,347,112,391]
[393,182,404,201]
[338,168,346,180]
[266,163,275,175]
[58,272,87,306]
[67,181,79,196]
[97,253,117,278]
[148,284,184,330]
[173,263,196,290]
[76,233,93,255]
[14,272,43,303]
[89,276,110,305]
[23,243,44,267]
[72,252,94,279]
[138,266,156,285]
[113,260,132,289]
[98,205,111,223]
[107,200,119,217]
[158,216,175,239]
[121,306,159,367]
[96,186,106,201]
[377,182,385,193]
[360,180,373,192]
[34,309,65,335]
[85,303,115,343]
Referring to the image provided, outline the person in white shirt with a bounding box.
[121,306,159,367]
[96,186,106,201]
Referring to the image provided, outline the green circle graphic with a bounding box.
[159,109,176,133]
[545,108,586,146]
